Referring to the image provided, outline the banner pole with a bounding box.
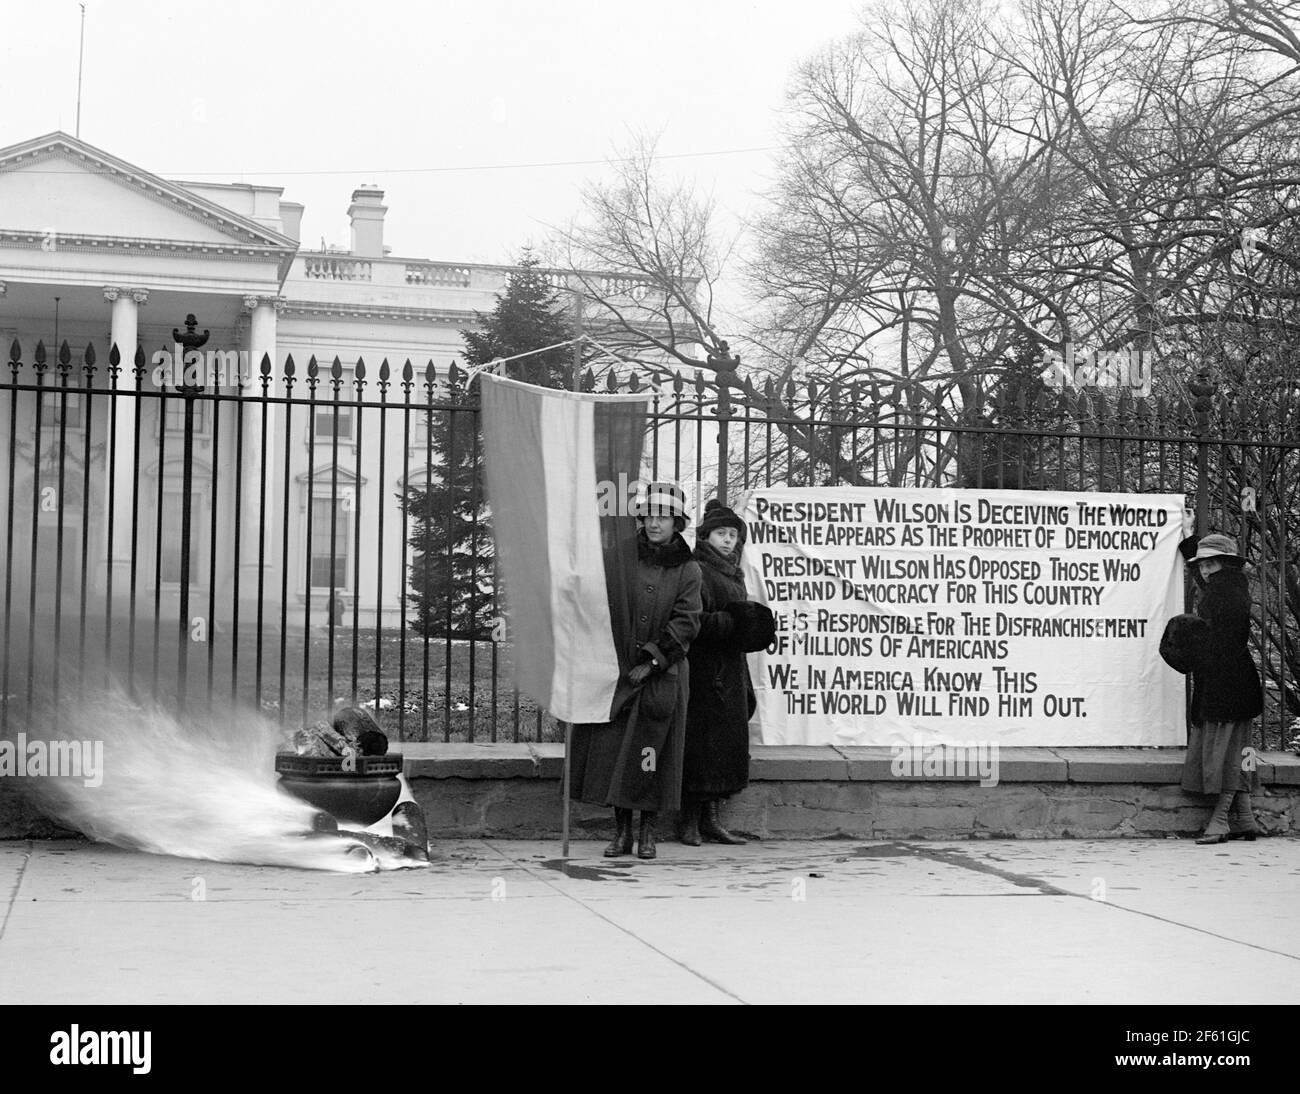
[562,720,572,857]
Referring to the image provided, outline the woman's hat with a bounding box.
[698,498,747,543]
[634,481,688,520]
[1190,533,1246,564]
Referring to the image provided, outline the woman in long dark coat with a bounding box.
[1178,532,1263,843]
[569,483,702,859]
[680,499,758,846]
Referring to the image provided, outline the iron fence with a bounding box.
[2,339,1297,749]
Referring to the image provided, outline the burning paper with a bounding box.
[23,686,423,873]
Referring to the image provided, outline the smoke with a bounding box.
[22,685,416,873]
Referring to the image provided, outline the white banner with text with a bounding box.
[738,487,1185,746]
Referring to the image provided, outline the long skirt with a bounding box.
[569,677,687,813]
[1181,720,1260,795]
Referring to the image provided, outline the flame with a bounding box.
[24,685,420,873]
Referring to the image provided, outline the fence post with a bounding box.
[1188,372,1215,534]
[715,377,731,505]
[174,314,210,712]
[707,342,740,506]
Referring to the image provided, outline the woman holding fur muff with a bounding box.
[569,482,702,860]
[680,499,774,846]
[1176,532,1263,843]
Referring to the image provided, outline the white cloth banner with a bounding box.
[738,487,1186,746]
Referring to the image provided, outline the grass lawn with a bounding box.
[4,618,560,743]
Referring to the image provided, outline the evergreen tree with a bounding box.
[960,337,1067,490]
[404,254,575,637]
[462,255,574,389]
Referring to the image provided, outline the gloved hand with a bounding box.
[627,663,654,686]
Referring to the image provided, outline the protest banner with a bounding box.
[737,487,1185,746]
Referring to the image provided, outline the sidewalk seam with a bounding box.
[907,842,1300,963]
[0,841,33,948]
[479,841,749,1005]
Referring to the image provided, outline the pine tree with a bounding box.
[961,337,1066,490]
[405,254,575,637]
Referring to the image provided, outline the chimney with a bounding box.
[348,185,387,258]
[280,201,304,242]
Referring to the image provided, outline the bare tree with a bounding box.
[559,136,880,487]
[561,0,1300,494]
[753,0,1067,410]
[559,136,735,372]
[744,0,1300,467]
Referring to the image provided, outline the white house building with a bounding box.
[0,130,671,641]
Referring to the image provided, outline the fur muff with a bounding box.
[725,600,776,654]
[1159,613,1210,675]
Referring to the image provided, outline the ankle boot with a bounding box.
[1228,792,1258,840]
[1196,791,1234,843]
[637,811,657,859]
[700,800,747,845]
[679,801,701,846]
[604,808,633,857]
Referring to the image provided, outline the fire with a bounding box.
[23,686,422,873]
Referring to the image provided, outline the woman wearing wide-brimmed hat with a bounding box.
[680,499,773,846]
[1177,532,1263,843]
[569,482,702,859]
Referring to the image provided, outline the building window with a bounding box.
[413,408,434,446]
[312,401,354,442]
[309,370,356,443]
[308,495,351,590]
[38,391,84,430]
[159,489,205,585]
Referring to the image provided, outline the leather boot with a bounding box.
[1227,791,1258,840]
[700,799,747,845]
[679,801,702,847]
[637,811,657,859]
[1196,791,1234,843]
[603,808,633,857]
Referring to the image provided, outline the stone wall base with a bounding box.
[412,777,1300,840]
[3,745,1298,842]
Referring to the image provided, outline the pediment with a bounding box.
[295,464,367,486]
[0,133,295,251]
[144,456,215,478]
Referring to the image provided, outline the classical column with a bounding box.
[100,287,147,597]
[239,295,281,601]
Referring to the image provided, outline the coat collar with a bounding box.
[637,530,693,567]
[1205,567,1249,592]
[694,539,742,578]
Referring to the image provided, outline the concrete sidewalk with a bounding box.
[1,836,1297,1005]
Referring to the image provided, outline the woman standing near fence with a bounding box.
[569,483,702,860]
[1177,532,1263,843]
[680,500,773,846]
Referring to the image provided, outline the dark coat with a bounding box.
[1177,538,1262,724]
[569,532,702,812]
[1190,567,1263,723]
[683,540,755,800]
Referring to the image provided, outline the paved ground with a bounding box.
[2,834,1297,1006]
